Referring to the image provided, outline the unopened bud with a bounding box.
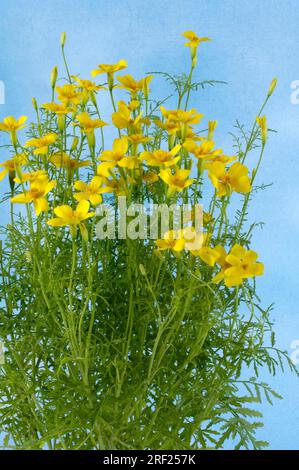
[139,264,146,276]
[256,115,267,145]
[60,32,66,48]
[208,120,218,140]
[267,78,278,98]
[70,136,79,152]
[50,66,58,89]
[79,223,89,242]
[32,97,38,112]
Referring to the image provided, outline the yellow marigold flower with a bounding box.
[74,176,105,206]
[50,152,91,170]
[112,100,143,129]
[55,84,83,106]
[204,154,237,167]
[0,154,28,182]
[160,106,203,126]
[73,76,106,92]
[47,201,95,238]
[117,74,153,97]
[127,134,152,146]
[159,167,194,194]
[91,60,127,78]
[25,133,57,155]
[0,115,27,133]
[208,161,251,197]
[213,244,264,288]
[14,170,48,184]
[11,179,56,216]
[182,31,211,48]
[99,136,128,164]
[76,112,107,134]
[98,137,139,175]
[156,230,185,253]
[42,102,74,115]
[184,140,221,160]
[256,115,267,145]
[142,171,159,184]
[141,144,181,168]
[128,100,141,110]
[154,119,181,136]
[99,176,128,196]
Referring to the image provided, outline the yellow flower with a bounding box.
[213,244,264,287]
[50,152,91,170]
[160,106,203,126]
[256,115,267,145]
[11,179,56,216]
[208,162,251,197]
[98,176,128,196]
[154,119,181,135]
[155,230,185,253]
[25,133,58,155]
[182,31,211,48]
[127,134,152,146]
[112,101,143,129]
[182,31,211,65]
[204,154,237,167]
[0,116,27,133]
[159,167,194,194]
[73,76,106,93]
[55,84,83,106]
[14,170,48,184]
[193,244,222,266]
[141,145,181,168]
[47,200,95,238]
[117,74,153,97]
[91,60,127,78]
[0,154,28,182]
[184,140,221,160]
[74,176,105,206]
[98,136,139,175]
[76,112,107,134]
[42,102,74,115]
[142,171,159,184]
[185,232,218,264]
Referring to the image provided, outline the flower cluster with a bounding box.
[0,30,271,290]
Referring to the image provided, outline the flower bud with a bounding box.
[32,97,38,112]
[267,78,278,98]
[208,120,217,140]
[60,32,66,48]
[57,114,66,131]
[139,264,146,276]
[70,136,79,152]
[50,66,58,89]
[79,223,89,242]
[256,115,267,145]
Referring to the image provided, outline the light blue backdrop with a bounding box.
[0,0,298,450]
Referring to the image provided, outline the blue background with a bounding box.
[0,0,298,449]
